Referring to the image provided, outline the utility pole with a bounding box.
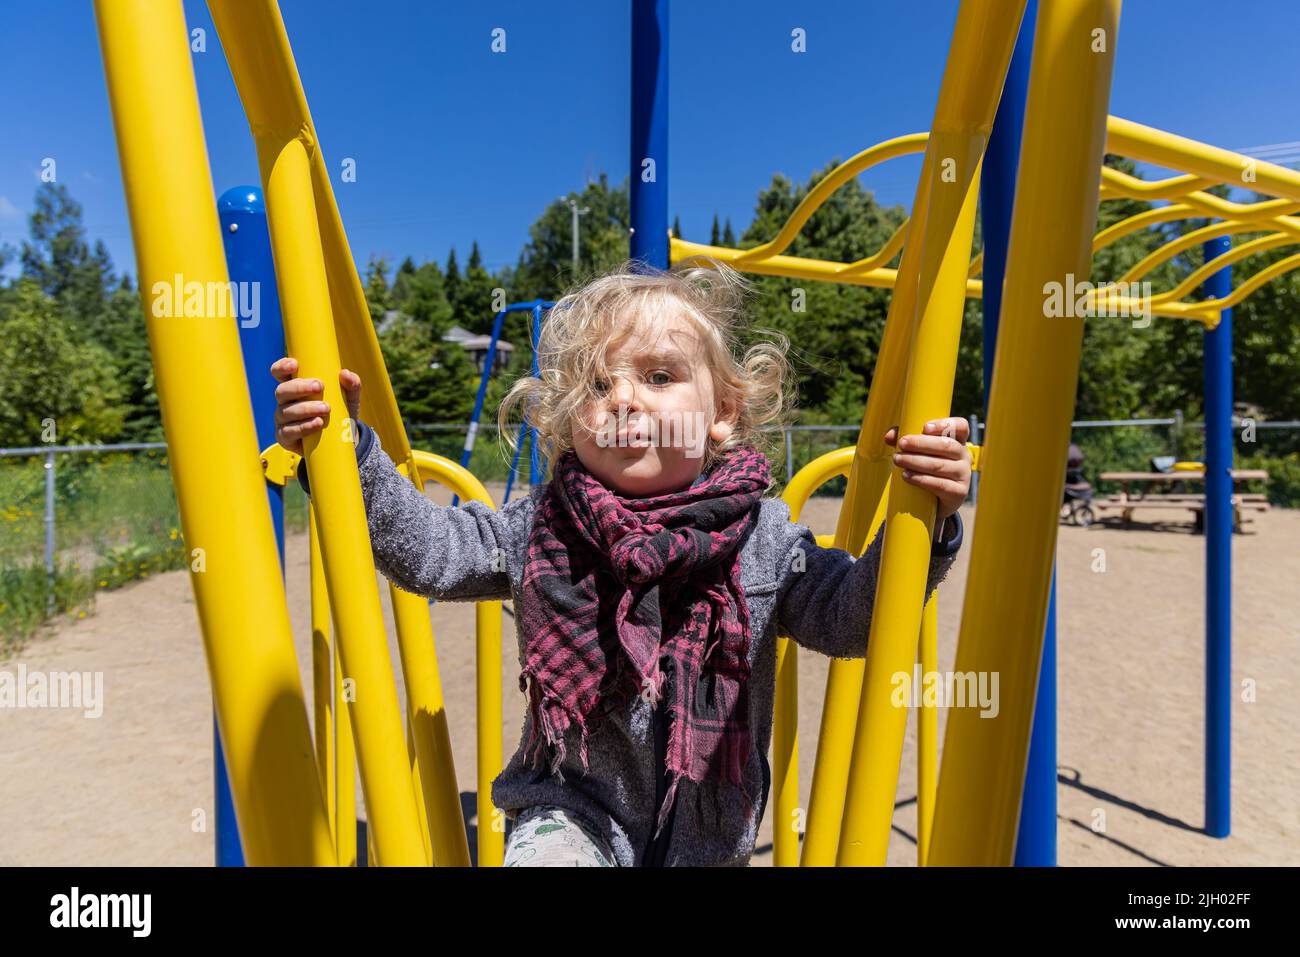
[565,197,590,272]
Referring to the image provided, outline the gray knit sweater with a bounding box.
[305,422,962,867]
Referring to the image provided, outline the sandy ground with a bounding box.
[2,482,1297,867]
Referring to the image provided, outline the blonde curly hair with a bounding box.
[497,258,793,481]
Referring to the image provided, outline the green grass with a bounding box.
[0,449,187,654]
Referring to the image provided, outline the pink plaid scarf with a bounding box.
[517,444,772,839]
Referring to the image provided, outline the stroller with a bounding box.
[1061,442,1095,526]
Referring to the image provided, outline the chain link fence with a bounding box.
[4,416,1295,649]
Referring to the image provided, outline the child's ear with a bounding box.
[708,396,739,442]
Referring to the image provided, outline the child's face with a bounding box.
[572,312,737,497]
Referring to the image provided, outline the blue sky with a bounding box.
[2,0,1297,284]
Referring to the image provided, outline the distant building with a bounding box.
[443,325,515,375]
[378,310,514,375]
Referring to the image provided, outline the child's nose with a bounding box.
[610,377,642,410]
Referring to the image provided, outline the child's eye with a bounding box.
[594,379,610,395]
[647,370,673,386]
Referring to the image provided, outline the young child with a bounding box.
[272,260,971,867]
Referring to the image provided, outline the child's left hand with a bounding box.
[883,417,972,521]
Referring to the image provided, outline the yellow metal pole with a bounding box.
[799,163,925,865]
[408,450,504,866]
[309,505,336,842]
[264,136,425,865]
[92,0,335,866]
[774,447,854,866]
[335,639,358,866]
[929,0,1122,866]
[803,2,1024,869]
[828,0,1024,868]
[837,153,983,865]
[772,634,800,866]
[408,710,435,865]
[391,588,470,866]
[313,504,360,865]
[207,0,471,865]
[916,593,938,865]
[476,600,505,866]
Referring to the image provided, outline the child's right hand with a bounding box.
[271,356,363,455]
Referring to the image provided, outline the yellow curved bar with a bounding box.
[1201,250,1300,315]
[838,219,913,278]
[1116,221,1268,287]
[677,112,1300,322]
[1098,166,1216,199]
[1107,114,1300,203]
[1102,173,1300,239]
[734,134,928,265]
[92,0,335,866]
[409,450,506,868]
[1092,204,1209,254]
[1162,233,1299,299]
[929,0,1121,866]
[1142,188,1300,240]
[265,136,426,865]
[673,237,987,298]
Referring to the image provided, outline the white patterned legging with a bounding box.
[502,805,618,867]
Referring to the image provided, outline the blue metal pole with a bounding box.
[454,300,555,506]
[452,306,508,509]
[505,419,528,505]
[1203,235,1232,838]
[215,185,287,866]
[631,0,669,270]
[460,308,509,472]
[979,0,1055,866]
[529,302,544,486]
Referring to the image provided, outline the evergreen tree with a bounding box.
[444,247,462,316]
[459,241,498,334]
[379,260,477,423]
[20,184,113,331]
[363,256,391,326]
[390,256,418,312]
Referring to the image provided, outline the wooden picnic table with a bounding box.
[1095,469,1270,529]
[1099,468,1269,489]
